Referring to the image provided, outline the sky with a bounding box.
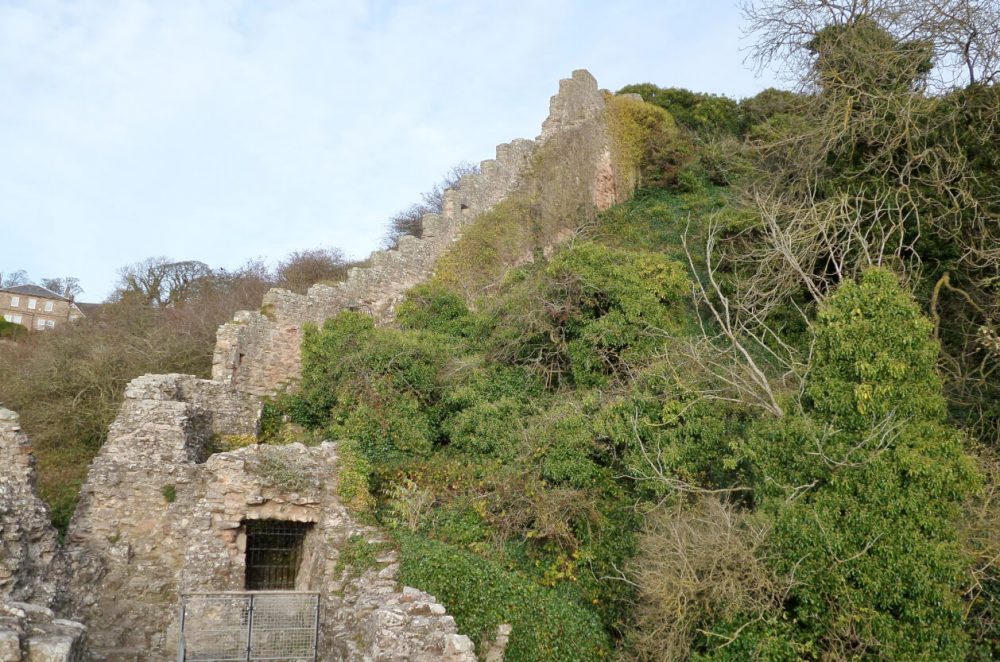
[0,0,779,301]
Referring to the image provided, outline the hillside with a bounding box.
[253,11,1000,659]
[1,2,999,660]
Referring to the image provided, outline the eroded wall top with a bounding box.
[57,374,474,661]
[0,409,59,606]
[211,69,617,396]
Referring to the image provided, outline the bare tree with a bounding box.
[276,248,351,294]
[742,0,1000,89]
[383,161,481,248]
[40,277,83,301]
[0,270,29,288]
[721,1,1000,333]
[627,497,792,661]
[114,257,212,307]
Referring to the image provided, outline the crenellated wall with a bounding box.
[212,69,619,396]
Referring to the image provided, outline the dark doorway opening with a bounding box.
[244,520,312,590]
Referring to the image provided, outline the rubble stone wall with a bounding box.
[56,375,475,661]
[212,69,618,396]
[0,600,86,662]
[1,70,625,661]
[0,409,59,606]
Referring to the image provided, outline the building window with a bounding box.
[27,298,36,310]
[45,319,54,329]
[44,301,53,312]
[10,314,21,324]
[36,319,45,329]
[10,296,19,307]
[244,520,312,590]
[2,314,10,322]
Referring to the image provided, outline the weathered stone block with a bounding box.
[0,630,20,662]
[24,636,74,662]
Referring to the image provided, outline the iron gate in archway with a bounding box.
[178,592,320,661]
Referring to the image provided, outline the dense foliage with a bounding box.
[5,1,998,659]
[0,318,27,340]
[268,5,999,655]
[398,533,611,661]
[731,270,978,659]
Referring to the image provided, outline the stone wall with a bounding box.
[56,375,474,661]
[1,70,628,660]
[212,69,619,396]
[0,600,85,662]
[0,409,58,606]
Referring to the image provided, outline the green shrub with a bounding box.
[330,381,436,462]
[419,497,490,549]
[0,318,27,340]
[486,242,690,389]
[738,88,806,128]
[606,93,682,193]
[161,484,177,503]
[618,84,746,137]
[739,269,978,659]
[599,387,756,502]
[443,397,526,460]
[297,312,454,463]
[396,283,475,338]
[397,533,610,661]
[534,409,603,489]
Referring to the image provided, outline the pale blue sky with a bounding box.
[0,0,778,301]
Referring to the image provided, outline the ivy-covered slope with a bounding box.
[264,66,998,660]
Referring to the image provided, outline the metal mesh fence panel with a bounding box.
[180,592,319,662]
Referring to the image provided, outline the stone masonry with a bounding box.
[2,69,625,661]
[56,375,474,661]
[1,410,85,661]
[212,69,619,396]
[0,409,58,606]
[0,600,86,662]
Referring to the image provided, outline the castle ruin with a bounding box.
[0,69,624,661]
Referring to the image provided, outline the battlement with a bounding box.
[212,70,615,395]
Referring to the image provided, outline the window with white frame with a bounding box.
[10,296,19,307]
[12,315,21,324]
[36,318,45,329]
[3,314,10,322]
[44,301,53,312]
[28,298,36,310]
[45,319,54,329]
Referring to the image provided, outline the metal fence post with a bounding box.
[176,600,186,662]
[245,594,255,662]
[313,594,320,662]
